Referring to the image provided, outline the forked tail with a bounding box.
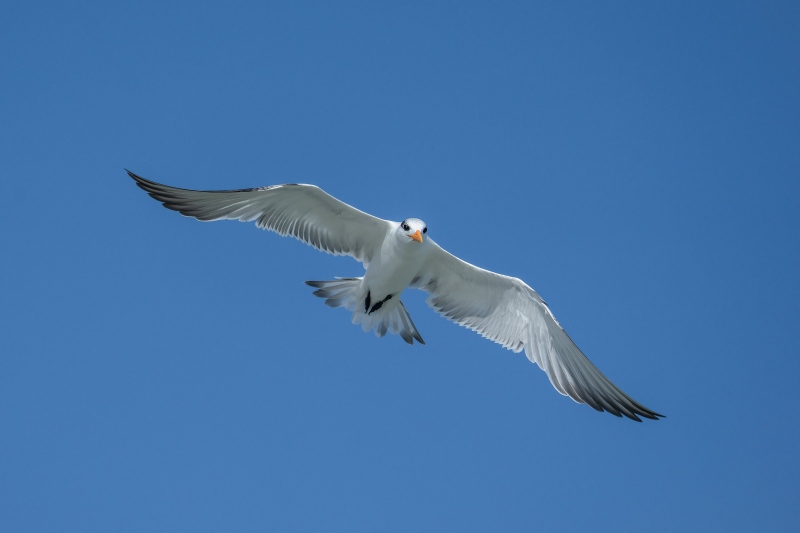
[305,278,425,345]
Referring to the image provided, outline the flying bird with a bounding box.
[128,170,663,422]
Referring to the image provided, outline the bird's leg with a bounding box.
[368,294,393,315]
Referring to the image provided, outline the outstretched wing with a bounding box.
[128,170,391,265]
[415,240,663,421]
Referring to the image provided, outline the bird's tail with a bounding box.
[306,277,363,309]
[305,278,425,345]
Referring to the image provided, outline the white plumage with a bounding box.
[129,170,663,422]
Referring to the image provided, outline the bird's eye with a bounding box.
[402,223,410,231]
[422,227,427,234]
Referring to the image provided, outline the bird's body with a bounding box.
[307,218,431,344]
[362,221,427,309]
[129,170,663,422]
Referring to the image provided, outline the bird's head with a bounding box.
[397,218,428,245]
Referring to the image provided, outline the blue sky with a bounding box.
[2,1,799,531]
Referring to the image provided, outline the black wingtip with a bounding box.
[628,409,665,422]
[126,169,147,184]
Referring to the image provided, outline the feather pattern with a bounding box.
[128,170,389,265]
[414,241,663,421]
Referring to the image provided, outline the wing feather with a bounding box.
[416,240,663,421]
[128,170,390,264]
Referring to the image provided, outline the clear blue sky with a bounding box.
[2,2,799,531]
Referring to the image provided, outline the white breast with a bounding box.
[363,234,430,299]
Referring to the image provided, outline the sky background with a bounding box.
[2,1,799,531]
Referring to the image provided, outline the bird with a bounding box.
[128,170,663,422]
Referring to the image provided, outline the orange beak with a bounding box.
[409,230,423,243]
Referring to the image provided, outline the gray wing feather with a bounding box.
[128,170,390,264]
[416,240,663,422]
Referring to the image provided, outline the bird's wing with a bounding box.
[414,240,663,421]
[128,170,391,264]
